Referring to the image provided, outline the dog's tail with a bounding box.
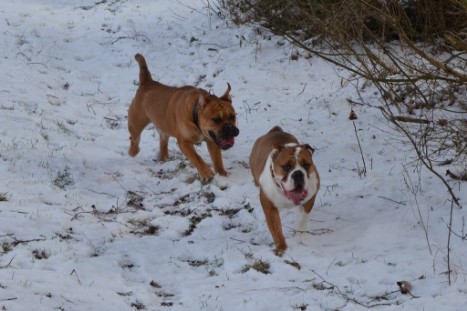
[135,53,152,85]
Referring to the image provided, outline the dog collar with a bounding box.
[270,164,283,190]
[192,101,200,129]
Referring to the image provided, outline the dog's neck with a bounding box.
[270,164,282,190]
[192,101,200,129]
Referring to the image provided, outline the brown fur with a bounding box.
[249,126,299,186]
[128,54,239,182]
[249,126,320,256]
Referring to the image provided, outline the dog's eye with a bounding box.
[302,163,310,170]
[229,114,236,121]
[212,117,222,124]
[281,164,292,172]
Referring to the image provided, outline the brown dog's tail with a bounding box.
[135,53,152,85]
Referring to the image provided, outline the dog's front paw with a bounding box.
[198,167,215,183]
[128,144,140,157]
[274,243,287,257]
[158,153,169,162]
[274,247,287,257]
[216,168,229,177]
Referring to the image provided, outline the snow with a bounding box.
[0,0,466,310]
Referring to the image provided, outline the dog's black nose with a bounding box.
[222,124,239,137]
[291,170,304,187]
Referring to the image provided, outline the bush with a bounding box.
[219,0,467,44]
[218,0,467,198]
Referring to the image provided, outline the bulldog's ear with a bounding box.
[220,83,232,102]
[197,94,207,108]
[271,145,283,159]
[303,144,315,155]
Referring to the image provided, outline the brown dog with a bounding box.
[128,54,239,182]
[249,126,320,256]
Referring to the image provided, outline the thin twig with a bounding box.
[0,255,16,269]
[352,121,367,176]
[392,116,430,124]
[70,269,82,285]
[377,196,407,205]
[309,269,394,308]
[381,107,461,207]
[447,199,454,285]
[402,165,432,255]
[298,82,307,95]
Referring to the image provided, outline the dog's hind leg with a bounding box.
[128,106,150,157]
[159,132,170,161]
[128,124,144,157]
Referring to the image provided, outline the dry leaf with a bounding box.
[397,280,412,294]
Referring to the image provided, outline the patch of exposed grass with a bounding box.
[32,248,50,260]
[223,222,240,230]
[56,121,72,134]
[293,303,308,310]
[126,191,145,210]
[242,258,271,274]
[2,242,12,253]
[0,192,9,201]
[131,301,146,310]
[187,259,209,267]
[52,166,74,189]
[181,257,224,277]
[149,280,162,288]
[155,291,174,298]
[128,218,160,236]
[284,259,302,270]
[184,211,212,236]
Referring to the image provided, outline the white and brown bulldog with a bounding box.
[249,126,320,256]
[127,54,239,182]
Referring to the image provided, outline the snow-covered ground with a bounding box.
[0,1,466,310]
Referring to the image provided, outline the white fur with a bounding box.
[296,206,309,233]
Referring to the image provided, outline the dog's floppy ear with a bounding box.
[271,145,283,160]
[303,144,315,155]
[220,83,232,102]
[270,148,279,160]
[197,94,207,108]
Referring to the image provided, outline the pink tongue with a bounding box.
[284,188,308,205]
[220,137,234,147]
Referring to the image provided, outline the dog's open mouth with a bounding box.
[210,131,235,150]
[283,185,308,206]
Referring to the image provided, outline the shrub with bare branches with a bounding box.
[217,0,467,203]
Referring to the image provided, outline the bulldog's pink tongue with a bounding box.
[220,137,235,149]
[284,188,308,205]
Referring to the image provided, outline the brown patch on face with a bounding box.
[198,93,239,150]
[297,145,315,177]
[272,147,297,180]
[272,145,315,179]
